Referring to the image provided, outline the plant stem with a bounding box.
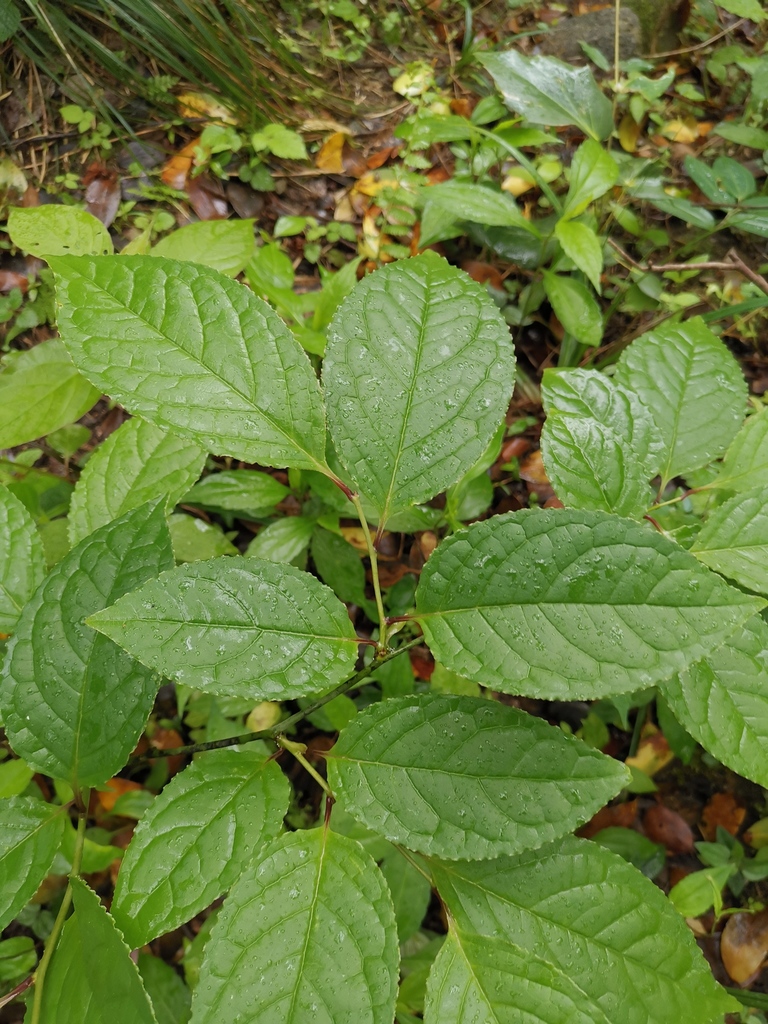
[30,796,89,1024]
[278,736,334,798]
[475,127,563,214]
[350,493,388,651]
[128,639,421,766]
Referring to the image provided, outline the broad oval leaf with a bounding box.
[169,514,238,562]
[138,953,192,1024]
[379,850,432,943]
[112,749,290,948]
[0,797,66,931]
[542,271,602,348]
[326,694,628,860]
[37,878,156,1024]
[691,485,768,595]
[245,516,315,563]
[479,51,613,141]
[151,219,255,276]
[183,468,289,516]
[0,484,46,633]
[561,139,619,219]
[189,829,399,1024]
[7,205,113,258]
[425,927,611,1024]
[615,317,746,484]
[431,835,738,1024]
[714,407,768,492]
[661,615,768,788]
[323,251,515,526]
[415,508,763,700]
[422,181,539,233]
[553,219,603,292]
[0,501,173,788]
[50,255,328,471]
[87,557,359,700]
[68,417,207,545]
[0,339,100,448]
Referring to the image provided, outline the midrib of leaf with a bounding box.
[112,617,359,644]
[417,595,752,616]
[0,580,23,613]
[285,831,328,1022]
[75,273,328,475]
[451,931,504,1024]
[659,341,694,486]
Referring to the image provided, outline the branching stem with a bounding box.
[278,736,334,798]
[350,493,388,650]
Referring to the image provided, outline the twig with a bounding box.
[608,240,768,296]
[652,19,747,58]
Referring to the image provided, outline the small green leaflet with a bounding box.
[691,485,768,595]
[323,252,515,527]
[431,836,738,1024]
[87,557,359,701]
[553,220,603,292]
[36,878,156,1024]
[0,484,46,633]
[415,508,763,700]
[0,501,173,788]
[50,255,329,471]
[379,850,432,943]
[540,368,663,518]
[668,865,734,919]
[0,797,66,931]
[189,829,399,1024]
[0,339,100,449]
[68,417,207,545]
[661,615,768,788]
[714,408,768,492]
[183,468,289,516]
[138,954,192,1024]
[169,514,238,562]
[561,139,619,219]
[615,317,746,485]
[151,219,255,276]
[246,516,315,564]
[112,750,290,948]
[421,181,539,234]
[327,694,628,860]
[479,51,613,140]
[7,205,113,258]
[542,271,602,348]
[425,927,611,1024]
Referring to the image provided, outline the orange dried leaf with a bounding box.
[161,139,200,189]
[625,726,673,777]
[721,910,768,985]
[578,799,638,839]
[519,450,550,487]
[701,792,746,840]
[316,132,347,173]
[97,778,143,813]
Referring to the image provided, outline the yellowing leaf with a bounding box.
[625,726,674,777]
[316,132,347,173]
[176,92,237,125]
[661,118,701,143]
[619,113,641,153]
[501,169,535,196]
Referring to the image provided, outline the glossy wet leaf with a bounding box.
[421,182,538,233]
[661,615,768,788]
[327,694,628,860]
[0,501,173,787]
[479,51,613,140]
[714,408,768,492]
[68,417,207,545]
[0,797,66,931]
[0,484,46,633]
[323,252,515,526]
[50,255,329,471]
[554,220,603,292]
[425,927,611,1024]
[415,508,763,700]
[691,485,768,595]
[0,339,100,448]
[431,835,738,1024]
[7,205,113,258]
[189,829,399,1024]
[168,514,238,562]
[561,139,619,218]
[112,750,290,948]
[87,557,358,701]
[668,865,734,918]
[151,219,255,276]
[183,469,289,516]
[379,850,432,943]
[37,878,156,1024]
[542,271,602,348]
[138,953,192,1024]
[615,317,746,484]
[245,516,314,563]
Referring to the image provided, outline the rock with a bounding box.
[538,8,642,62]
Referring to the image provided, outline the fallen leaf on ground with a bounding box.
[643,804,695,853]
[721,910,768,985]
[161,139,200,189]
[625,726,674,777]
[97,778,143,813]
[701,792,746,840]
[578,799,638,838]
[316,132,347,173]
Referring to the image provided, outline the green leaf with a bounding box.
[542,271,603,348]
[479,51,613,140]
[37,878,156,1024]
[661,615,768,788]
[251,123,307,160]
[7,205,113,258]
[112,750,289,948]
[183,469,288,516]
[245,516,315,563]
[87,557,359,701]
[0,483,46,633]
[425,927,611,1024]
[323,252,515,526]
[615,317,746,484]
[562,139,619,219]
[69,418,207,546]
[714,0,764,20]
[0,339,100,448]
[691,485,768,595]
[714,408,768,492]
[0,757,33,797]
[0,501,174,787]
[421,182,538,234]
[668,865,734,918]
[138,954,192,1024]
[415,508,763,700]
[0,0,21,42]
[713,122,768,149]
[151,220,255,276]
[554,220,603,291]
[432,836,738,1024]
[380,850,432,943]
[189,829,398,1024]
[713,156,756,202]
[50,255,329,471]
[0,797,66,931]
[683,156,734,205]
[327,694,628,860]
[168,514,238,562]
[311,527,369,607]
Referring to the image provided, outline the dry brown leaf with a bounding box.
[460,260,504,291]
[83,164,121,227]
[177,92,236,124]
[519,450,550,487]
[97,778,143,813]
[701,792,746,840]
[187,175,228,220]
[643,804,694,853]
[161,139,200,189]
[625,726,674,777]
[578,799,638,839]
[721,910,768,985]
